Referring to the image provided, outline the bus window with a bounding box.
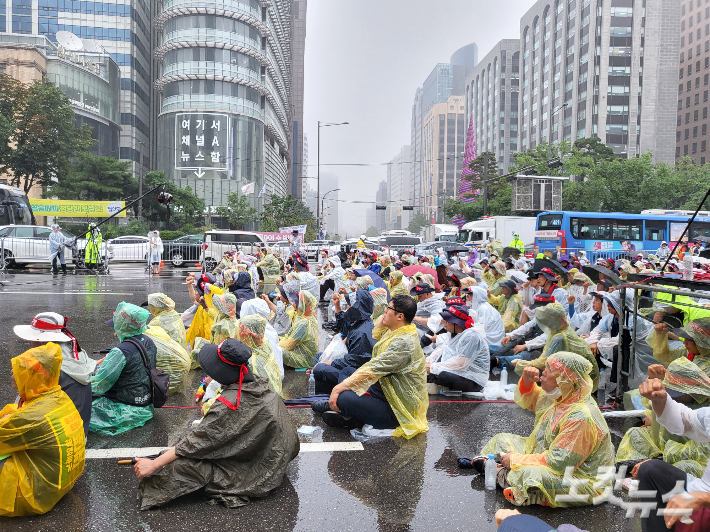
[645,220,666,242]
[571,218,611,240]
[612,220,643,241]
[690,222,710,240]
[537,214,562,229]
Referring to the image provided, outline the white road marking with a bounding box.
[86,441,363,459]
[0,292,134,295]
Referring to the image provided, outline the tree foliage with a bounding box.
[365,226,379,237]
[215,193,258,230]
[139,171,205,229]
[407,211,429,234]
[0,76,95,192]
[47,153,134,201]
[260,194,316,240]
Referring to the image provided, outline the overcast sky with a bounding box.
[302,0,534,237]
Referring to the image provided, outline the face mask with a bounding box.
[545,387,562,400]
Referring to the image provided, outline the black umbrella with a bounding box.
[444,245,470,256]
[446,266,471,282]
[531,258,567,276]
[502,246,523,260]
[582,264,622,286]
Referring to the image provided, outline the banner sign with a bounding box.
[252,232,292,242]
[279,224,307,234]
[30,199,126,217]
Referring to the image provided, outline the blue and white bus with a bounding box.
[534,211,710,256]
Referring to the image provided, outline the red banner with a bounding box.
[252,231,291,242]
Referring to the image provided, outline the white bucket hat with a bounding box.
[14,312,72,343]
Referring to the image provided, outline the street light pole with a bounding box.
[316,121,348,239]
[321,188,340,236]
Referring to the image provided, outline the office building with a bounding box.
[518,0,679,163]
[676,0,710,164]
[421,95,466,223]
[375,180,387,232]
[465,39,520,173]
[386,144,412,230]
[290,0,306,199]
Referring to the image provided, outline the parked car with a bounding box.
[106,235,150,262]
[0,225,112,268]
[201,230,266,271]
[164,234,205,267]
[414,240,462,257]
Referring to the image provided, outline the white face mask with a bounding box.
[545,387,562,400]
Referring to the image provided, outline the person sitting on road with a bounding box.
[237,314,282,397]
[488,280,523,333]
[90,302,157,435]
[410,283,446,354]
[256,247,281,287]
[279,291,319,369]
[209,293,239,346]
[487,261,511,297]
[388,270,411,298]
[465,352,613,507]
[292,251,320,300]
[426,303,489,393]
[313,295,429,437]
[13,312,96,439]
[310,289,376,394]
[229,271,255,300]
[567,292,608,338]
[319,255,346,301]
[147,293,187,349]
[185,272,223,349]
[133,339,299,510]
[240,298,285,379]
[535,267,568,305]
[0,343,86,516]
[467,286,506,347]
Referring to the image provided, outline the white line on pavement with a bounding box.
[86,441,364,459]
[0,292,134,295]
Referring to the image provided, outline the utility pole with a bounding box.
[482,152,489,216]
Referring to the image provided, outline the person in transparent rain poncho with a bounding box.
[514,303,599,393]
[147,293,187,349]
[410,283,446,355]
[237,314,282,397]
[487,261,511,297]
[469,352,614,508]
[279,291,319,369]
[426,303,489,392]
[320,255,346,301]
[566,272,596,315]
[467,286,506,346]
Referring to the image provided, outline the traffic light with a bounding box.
[403,206,415,211]
[375,205,387,210]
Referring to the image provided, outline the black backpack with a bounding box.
[125,336,170,408]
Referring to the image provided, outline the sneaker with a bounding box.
[457,455,489,474]
[322,411,361,429]
[311,400,331,414]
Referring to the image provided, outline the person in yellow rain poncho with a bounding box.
[487,261,511,297]
[236,314,282,396]
[388,270,411,298]
[314,295,428,439]
[191,292,239,369]
[370,287,389,323]
[84,223,102,269]
[185,273,224,350]
[148,292,187,349]
[475,352,614,507]
[487,280,523,332]
[514,303,599,392]
[144,325,190,395]
[279,291,319,369]
[0,343,85,517]
[256,247,281,288]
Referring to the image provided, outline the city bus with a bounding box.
[0,184,35,225]
[534,210,710,256]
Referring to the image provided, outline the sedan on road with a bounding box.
[105,235,150,262]
[164,234,205,267]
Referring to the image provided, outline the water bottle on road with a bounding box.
[308,371,316,396]
[500,367,508,388]
[484,454,497,490]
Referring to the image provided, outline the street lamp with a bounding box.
[317,121,349,237]
[321,188,340,237]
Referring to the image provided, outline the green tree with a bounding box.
[365,226,379,237]
[140,171,205,229]
[260,194,316,240]
[215,193,258,229]
[46,153,135,201]
[1,77,95,192]
[407,211,429,234]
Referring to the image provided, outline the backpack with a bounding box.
[125,336,170,408]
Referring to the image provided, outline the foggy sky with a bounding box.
[302,0,534,236]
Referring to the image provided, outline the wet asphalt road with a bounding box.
[0,264,641,532]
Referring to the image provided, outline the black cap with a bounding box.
[410,283,435,296]
[198,338,254,385]
[530,293,555,309]
[536,267,557,281]
[597,279,613,290]
[292,251,309,271]
[499,280,518,293]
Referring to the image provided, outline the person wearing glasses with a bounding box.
[312,295,429,437]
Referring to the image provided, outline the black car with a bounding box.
[164,234,205,267]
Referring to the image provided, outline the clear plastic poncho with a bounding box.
[481,351,614,507]
[114,301,150,341]
[370,287,389,323]
[469,287,505,345]
[341,323,429,439]
[258,251,281,285]
[238,314,282,396]
[488,292,523,333]
[279,291,319,368]
[388,271,410,298]
[144,325,190,395]
[0,343,85,516]
[148,292,187,349]
[516,303,599,392]
[427,326,490,387]
[240,298,284,379]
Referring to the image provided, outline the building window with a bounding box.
[678,116,682,126]
[705,90,709,101]
[687,112,691,123]
[688,96,692,107]
[677,131,682,142]
[695,110,700,121]
[694,126,699,137]
[697,94,701,105]
[703,124,708,135]
[705,107,709,119]
[686,128,691,140]
[679,99,683,110]
[693,142,698,154]
[677,146,682,157]
[698,77,702,89]
[702,157,706,164]
[703,141,708,152]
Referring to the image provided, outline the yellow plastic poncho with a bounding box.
[488,274,511,297]
[186,284,224,349]
[279,291,319,368]
[388,271,411,298]
[370,287,389,323]
[0,344,85,516]
[342,323,429,439]
[516,303,599,392]
[486,239,504,258]
[148,292,187,349]
[257,250,281,285]
[481,352,614,507]
[238,315,282,397]
[615,357,710,477]
[210,292,238,345]
[144,325,190,395]
[488,292,523,333]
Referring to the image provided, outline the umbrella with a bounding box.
[444,245,470,256]
[401,265,441,290]
[446,266,471,282]
[353,268,390,297]
[502,246,523,260]
[582,264,622,286]
[531,258,567,276]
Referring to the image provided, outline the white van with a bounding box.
[202,230,266,270]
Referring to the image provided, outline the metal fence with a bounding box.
[0,234,110,273]
[538,247,663,262]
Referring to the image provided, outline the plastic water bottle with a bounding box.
[597,368,606,407]
[484,454,498,490]
[683,253,694,280]
[308,372,316,397]
[500,367,508,388]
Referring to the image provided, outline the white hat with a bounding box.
[360,234,366,240]
[14,312,72,343]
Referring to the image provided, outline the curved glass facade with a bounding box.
[157,0,292,210]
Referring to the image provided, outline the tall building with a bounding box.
[421,95,466,223]
[676,0,710,164]
[409,43,478,217]
[290,0,307,199]
[0,1,153,175]
[386,144,412,230]
[518,0,679,163]
[154,0,299,210]
[375,180,387,232]
[465,39,520,173]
